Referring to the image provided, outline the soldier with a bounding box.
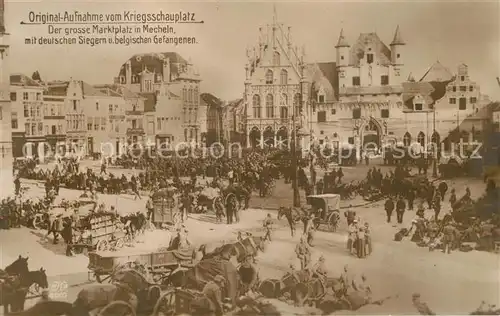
[347,219,358,254]
[433,191,442,220]
[263,213,273,242]
[344,206,356,226]
[449,189,457,210]
[340,265,352,293]
[364,222,372,255]
[412,293,435,315]
[202,275,226,316]
[396,196,406,224]
[238,255,258,295]
[309,255,327,279]
[384,198,395,223]
[442,221,457,254]
[407,188,415,211]
[295,236,311,270]
[356,226,366,258]
[146,196,154,220]
[304,214,316,247]
[337,167,344,184]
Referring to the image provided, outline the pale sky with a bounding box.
[5,0,500,101]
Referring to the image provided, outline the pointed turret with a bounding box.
[390,25,405,46]
[407,72,415,82]
[335,29,350,48]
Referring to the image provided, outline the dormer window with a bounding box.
[265,70,273,84]
[318,95,325,103]
[367,53,374,64]
[273,51,280,66]
[414,103,423,111]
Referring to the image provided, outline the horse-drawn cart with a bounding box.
[72,211,123,253]
[151,188,180,228]
[193,187,224,214]
[87,247,196,284]
[307,194,341,232]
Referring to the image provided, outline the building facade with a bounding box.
[10,74,45,157]
[115,52,202,147]
[200,93,224,146]
[224,98,246,145]
[43,84,66,152]
[244,21,310,148]
[0,0,13,197]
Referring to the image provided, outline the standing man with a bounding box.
[344,206,356,226]
[396,196,406,224]
[263,213,273,242]
[407,188,415,211]
[433,191,442,221]
[304,214,316,247]
[384,197,395,223]
[295,236,311,270]
[442,221,457,254]
[449,188,457,211]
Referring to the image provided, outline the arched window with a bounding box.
[182,88,187,101]
[293,93,302,115]
[273,51,280,66]
[431,131,440,144]
[252,95,261,119]
[266,94,274,118]
[188,88,193,103]
[403,132,411,147]
[417,132,425,147]
[265,70,274,84]
[280,69,288,85]
[193,88,199,105]
[281,93,288,106]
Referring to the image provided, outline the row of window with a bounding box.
[252,106,302,119]
[23,105,43,118]
[10,92,43,102]
[449,97,476,109]
[252,93,300,108]
[157,117,181,130]
[24,123,62,136]
[265,69,289,85]
[86,117,107,131]
[450,85,473,92]
[347,75,389,87]
[182,87,199,104]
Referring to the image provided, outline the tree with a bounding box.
[31,71,42,81]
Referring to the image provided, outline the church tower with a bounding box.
[335,29,350,89]
[390,25,406,85]
[0,0,13,199]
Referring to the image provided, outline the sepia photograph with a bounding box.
[0,0,499,315]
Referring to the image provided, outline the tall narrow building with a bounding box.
[0,0,13,198]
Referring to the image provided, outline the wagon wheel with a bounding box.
[152,289,177,316]
[327,212,340,232]
[96,240,108,251]
[97,300,136,316]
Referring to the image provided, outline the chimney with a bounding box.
[0,0,5,33]
[163,57,171,83]
[125,60,132,85]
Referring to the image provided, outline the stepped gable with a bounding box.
[350,33,392,66]
[118,52,188,78]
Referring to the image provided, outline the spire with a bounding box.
[390,25,405,46]
[335,28,350,48]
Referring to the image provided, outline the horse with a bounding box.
[2,256,29,276]
[72,283,138,316]
[1,268,49,313]
[231,236,267,263]
[3,300,74,316]
[278,207,308,237]
[110,268,160,313]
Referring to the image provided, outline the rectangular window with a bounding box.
[381,109,389,118]
[157,118,161,130]
[73,100,77,111]
[461,76,465,81]
[348,137,354,144]
[36,106,40,117]
[23,92,28,100]
[11,119,18,129]
[96,102,99,110]
[317,111,326,123]
[470,97,477,104]
[318,95,325,103]
[459,98,467,110]
[352,108,361,119]
[469,86,473,92]
[38,122,43,132]
[24,105,29,117]
[109,104,113,113]
[460,86,467,92]
[331,109,336,115]
[367,53,374,64]
[51,125,56,135]
[381,75,389,85]
[25,123,30,135]
[352,77,360,86]
[101,118,106,131]
[449,98,456,104]
[452,86,456,92]
[414,103,423,111]
[10,92,16,101]
[45,125,48,135]
[87,118,92,131]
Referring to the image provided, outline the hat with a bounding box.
[214,275,226,284]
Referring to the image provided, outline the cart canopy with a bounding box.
[307,194,340,210]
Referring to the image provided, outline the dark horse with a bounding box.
[1,268,49,313]
[120,212,147,237]
[278,207,308,237]
[2,256,29,277]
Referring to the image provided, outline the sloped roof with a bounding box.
[419,61,454,82]
[200,93,223,108]
[350,33,392,66]
[81,82,108,97]
[402,81,450,109]
[335,29,349,48]
[94,84,142,99]
[10,74,43,87]
[118,52,188,80]
[139,92,156,112]
[306,62,338,102]
[226,98,245,114]
[44,81,69,96]
[390,25,405,46]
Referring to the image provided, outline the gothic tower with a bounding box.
[335,29,350,89]
[390,25,406,85]
[0,0,13,199]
